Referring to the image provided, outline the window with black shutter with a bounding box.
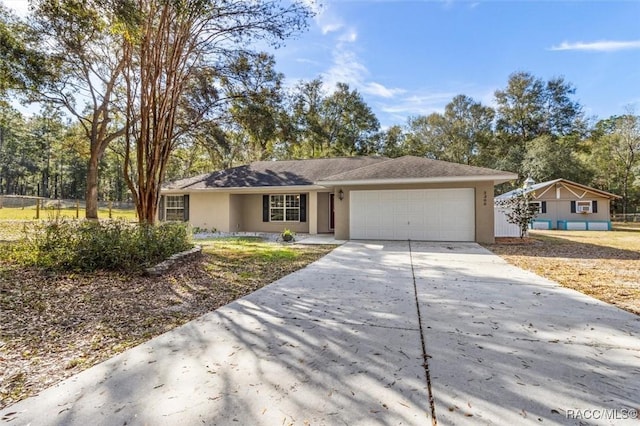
[165,195,185,221]
[266,194,302,222]
[183,195,190,221]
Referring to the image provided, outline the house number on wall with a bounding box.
[483,191,487,206]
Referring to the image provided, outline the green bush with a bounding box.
[5,220,193,272]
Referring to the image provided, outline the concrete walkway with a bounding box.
[2,241,639,425]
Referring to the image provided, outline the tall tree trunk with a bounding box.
[85,155,100,219]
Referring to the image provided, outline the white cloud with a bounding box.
[1,0,30,16]
[338,29,358,43]
[295,58,321,66]
[477,87,498,110]
[307,0,345,36]
[363,82,406,98]
[375,85,495,124]
[322,23,343,35]
[316,7,403,100]
[293,1,405,106]
[322,49,367,89]
[550,40,640,52]
[380,92,457,117]
[321,45,405,101]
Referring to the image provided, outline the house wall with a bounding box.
[533,185,611,228]
[228,194,243,232]
[317,192,332,233]
[333,182,496,243]
[185,191,329,235]
[188,192,230,232]
[240,193,310,234]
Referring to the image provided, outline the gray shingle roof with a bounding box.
[164,157,387,190]
[163,155,517,190]
[318,155,514,182]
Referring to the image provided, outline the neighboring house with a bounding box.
[161,155,517,243]
[495,178,621,231]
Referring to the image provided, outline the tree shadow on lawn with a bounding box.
[3,241,640,425]
[0,241,431,425]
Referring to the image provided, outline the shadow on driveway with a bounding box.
[409,241,640,425]
[2,241,639,425]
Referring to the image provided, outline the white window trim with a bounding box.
[576,200,592,214]
[529,201,542,213]
[269,194,301,222]
[165,195,185,221]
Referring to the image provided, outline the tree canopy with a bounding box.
[1,2,639,219]
[4,0,312,222]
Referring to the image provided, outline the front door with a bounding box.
[329,193,335,230]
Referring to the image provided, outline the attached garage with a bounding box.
[163,155,518,244]
[349,188,475,241]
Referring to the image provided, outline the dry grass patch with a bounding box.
[483,226,640,316]
[0,206,137,221]
[0,237,335,409]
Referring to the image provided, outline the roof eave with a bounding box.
[161,184,327,194]
[316,174,518,186]
[529,179,621,199]
[495,179,622,200]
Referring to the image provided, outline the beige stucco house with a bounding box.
[496,178,621,230]
[160,156,517,243]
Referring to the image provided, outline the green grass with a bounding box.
[198,236,264,244]
[0,236,336,409]
[199,238,335,298]
[0,206,137,221]
[200,237,300,261]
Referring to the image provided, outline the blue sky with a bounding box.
[270,0,640,127]
[3,0,639,128]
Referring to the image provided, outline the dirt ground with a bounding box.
[2,226,639,410]
[483,227,640,316]
[0,241,335,409]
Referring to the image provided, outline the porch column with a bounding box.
[308,191,318,235]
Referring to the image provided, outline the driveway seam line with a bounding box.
[409,240,438,426]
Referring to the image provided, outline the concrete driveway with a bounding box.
[2,241,639,425]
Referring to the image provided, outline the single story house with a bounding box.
[495,178,621,231]
[160,155,517,243]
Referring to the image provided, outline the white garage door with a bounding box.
[350,189,475,241]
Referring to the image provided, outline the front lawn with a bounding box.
[483,225,640,316]
[0,237,336,409]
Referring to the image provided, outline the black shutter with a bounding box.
[183,194,190,221]
[158,195,165,221]
[570,201,576,213]
[592,200,598,213]
[263,195,270,222]
[541,201,547,214]
[300,194,307,222]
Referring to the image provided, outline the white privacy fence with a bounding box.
[494,206,520,237]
